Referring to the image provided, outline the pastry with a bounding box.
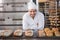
[44,28,53,36]
[49,17,52,20]
[0,30,4,36]
[25,29,33,37]
[1,30,12,37]
[45,30,53,36]
[14,29,22,36]
[54,31,60,36]
[44,28,51,32]
[52,28,59,32]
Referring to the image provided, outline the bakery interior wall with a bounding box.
[0,0,29,29]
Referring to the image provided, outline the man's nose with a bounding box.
[31,11,34,14]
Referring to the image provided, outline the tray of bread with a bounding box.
[0,27,60,38]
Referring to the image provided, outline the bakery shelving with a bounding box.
[39,0,60,27]
[57,0,60,27]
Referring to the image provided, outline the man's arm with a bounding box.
[22,16,28,30]
[38,14,44,30]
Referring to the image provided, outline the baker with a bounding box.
[22,1,44,30]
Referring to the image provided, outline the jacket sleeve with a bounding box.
[22,16,29,30]
[38,14,44,30]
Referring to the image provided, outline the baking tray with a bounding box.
[0,29,60,39]
[0,31,60,39]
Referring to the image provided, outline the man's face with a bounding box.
[28,9,37,18]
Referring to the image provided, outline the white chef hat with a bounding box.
[27,0,37,10]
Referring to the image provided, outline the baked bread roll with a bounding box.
[0,30,4,36]
[38,30,45,37]
[45,31,53,36]
[54,31,60,36]
[1,30,12,37]
[14,29,22,36]
[44,28,53,36]
[52,28,59,32]
[44,28,51,32]
[25,29,33,37]
[49,17,52,20]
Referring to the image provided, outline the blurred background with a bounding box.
[0,0,60,29]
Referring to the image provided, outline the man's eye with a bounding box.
[30,11,32,12]
[30,11,36,12]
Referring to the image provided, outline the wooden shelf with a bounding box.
[38,0,48,3]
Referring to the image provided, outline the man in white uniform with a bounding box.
[22,1,44,30]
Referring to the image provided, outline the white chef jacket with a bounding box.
[22,11,44,30]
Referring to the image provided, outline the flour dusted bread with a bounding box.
[25,29,33,37]
[14,29,23,36]
[1,30,12,37]
[0,30,4,36]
